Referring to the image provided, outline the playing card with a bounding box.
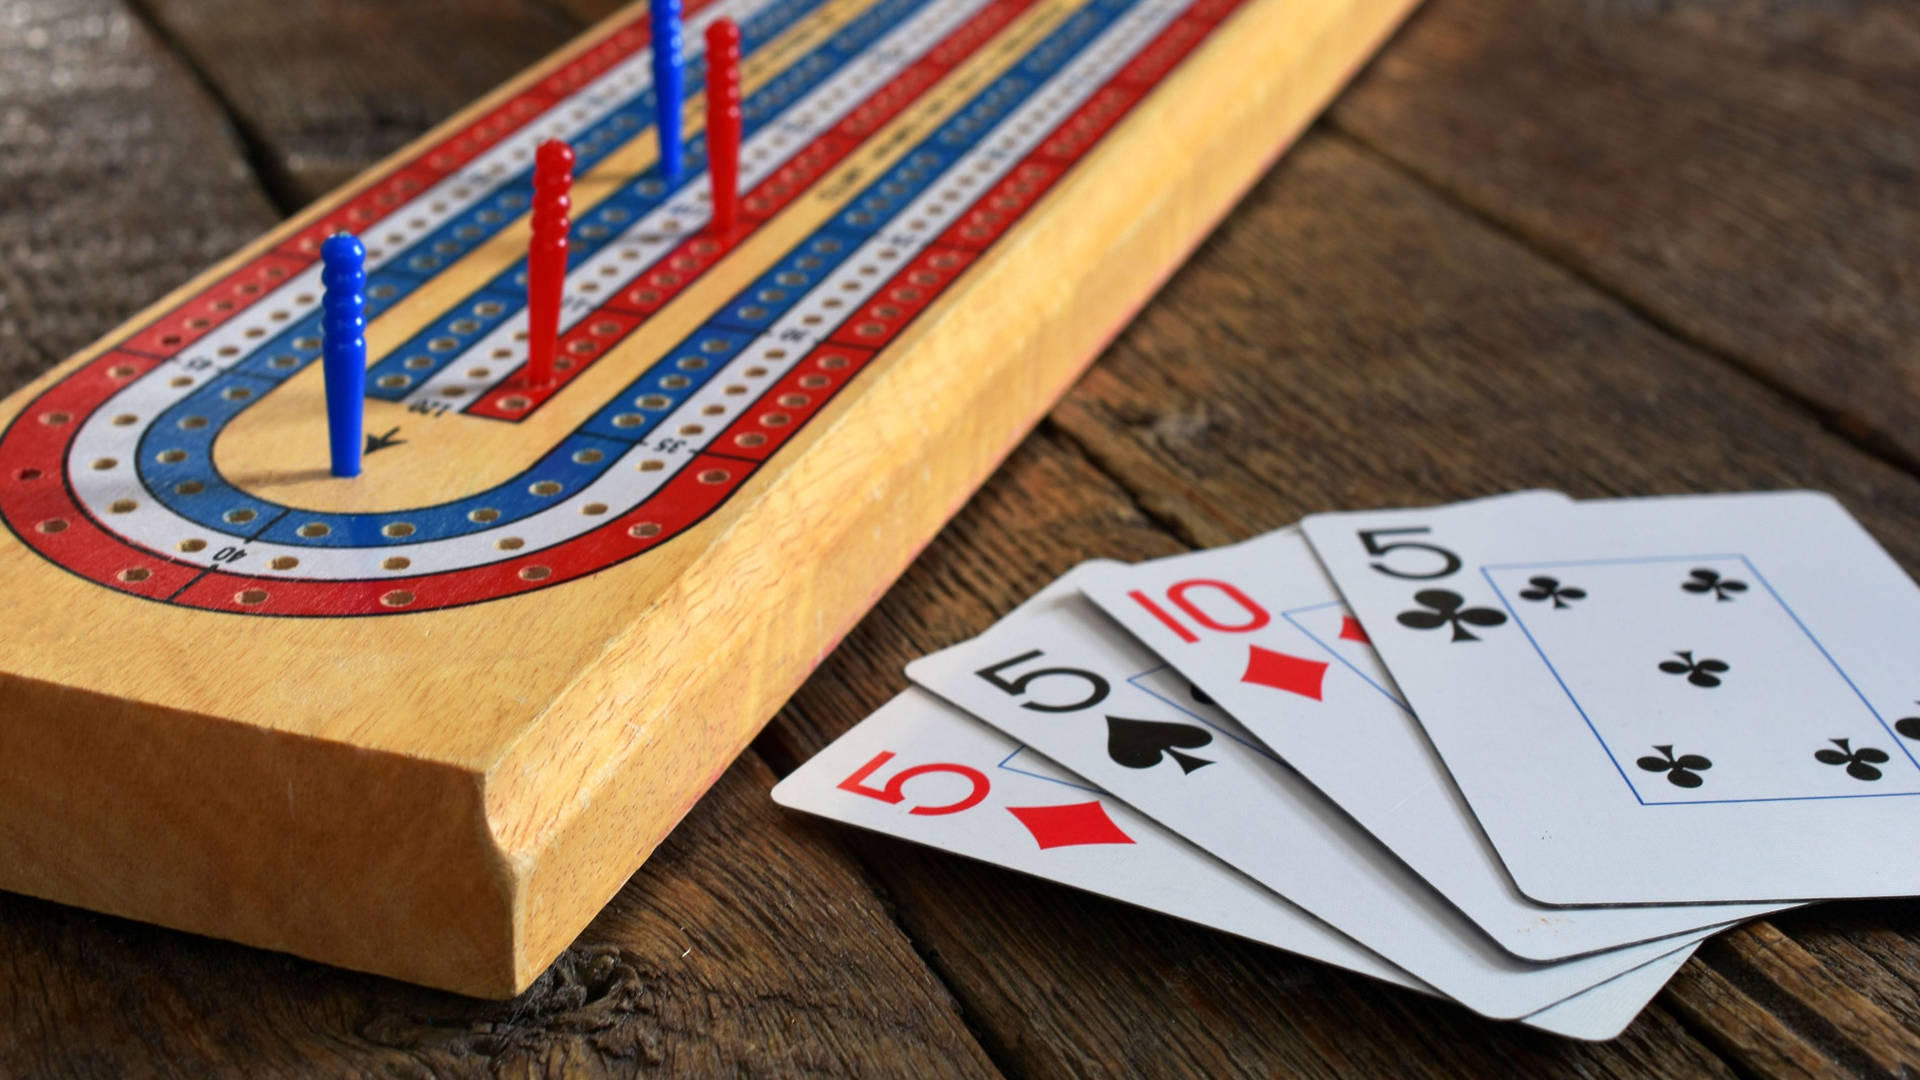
[1302,491,1920,904]
[772,686,1699,1039]
[1078,528,1786,960]
[905,565,1724,1019]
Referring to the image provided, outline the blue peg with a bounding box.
[320,233,367,479]
[650,0,685,180]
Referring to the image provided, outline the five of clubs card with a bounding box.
[772,489,1920,1038]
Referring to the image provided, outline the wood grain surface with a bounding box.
[0,0,278,381]
[1325,0,1920,470]
[3,0,1917,1073]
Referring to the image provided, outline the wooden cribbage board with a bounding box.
[0,0,1416,995]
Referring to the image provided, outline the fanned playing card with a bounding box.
[1077,526,1785,959]
[905,565,1716,1019]
[1302,491,1920,905]
[773,687,1698,1039]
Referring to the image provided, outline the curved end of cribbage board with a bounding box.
[0,0,1417,996]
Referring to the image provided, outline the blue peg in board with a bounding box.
[650,0,685,180]
[319,233,368,478]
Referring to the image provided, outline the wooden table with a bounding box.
[4,0,1918,1074]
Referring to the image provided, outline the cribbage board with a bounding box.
[0,0,1415,995]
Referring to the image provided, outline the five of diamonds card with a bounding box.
[771,490,1920,1038]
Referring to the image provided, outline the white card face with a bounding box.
[1078,529,1786,960]
[1302,491,1920,904]
[772,688,1697,1040]
[905,568,1718,1020]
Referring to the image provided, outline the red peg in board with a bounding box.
[527,139,575,389]
[706,19,743,236]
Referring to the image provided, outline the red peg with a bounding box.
[706,19,743,236]
[527,139,574,389]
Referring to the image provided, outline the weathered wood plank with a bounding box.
[545,0,629,23]
[0,0,279,391]
[1327,0,1920,468]
[1660,959,1840,1080]
[0,753,1004,1078]
[1697,921,1920,1076]
[1768,899,1920,1036]
[1047,135,1920,565]
[133,0,581,204]
[758,429,1740,1077]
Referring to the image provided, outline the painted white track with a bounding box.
[399,0,1002,410]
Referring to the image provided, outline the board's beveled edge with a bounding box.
[0,667,524,997]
